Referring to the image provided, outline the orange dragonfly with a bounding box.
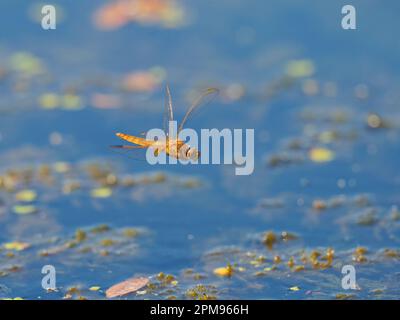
[112,85,218,161]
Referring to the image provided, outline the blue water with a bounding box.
[0,0,399,299]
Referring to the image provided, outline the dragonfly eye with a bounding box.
[187,148,199,161]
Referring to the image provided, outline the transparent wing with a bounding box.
[163,84,174,136]
[178,88,219,133]
[109,145,148,162]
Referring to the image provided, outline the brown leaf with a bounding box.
[106,277,149,298]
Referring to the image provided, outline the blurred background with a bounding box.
[0,0,399,299]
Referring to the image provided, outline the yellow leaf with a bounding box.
[90,187,112,198]
[89,286,101,291]
[289,286,300,291]
[39,93,60,109]
[309,148,335,163]
[3,241,30,251]
[213,265,234,277]
[12,205,37,215]
[285,60,315,78]
[15,189,37,202]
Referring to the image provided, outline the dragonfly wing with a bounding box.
[110,145,149,162]
[178,87,219,133]
[163,84,174,136]
[110,145,146,149]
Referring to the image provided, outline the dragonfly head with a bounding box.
[180,144,200,161]
[188,147,200,161]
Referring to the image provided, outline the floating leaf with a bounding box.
[106,277,149,298]
[289,286,300,291]
[213,265,233,277]
[15,189,37,202]
[12,205,37,215]
[309,148,335,163]
[89,286,101,292]
[39,93,60,109]
[285,59,315,78]
[3,242,30,251]
[90,187,112,198]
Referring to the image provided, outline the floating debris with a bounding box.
[106,277,149,298]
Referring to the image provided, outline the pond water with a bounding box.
[0,0,399,299]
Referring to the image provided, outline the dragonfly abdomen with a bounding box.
[116,132,151,147]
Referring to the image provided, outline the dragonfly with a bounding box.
[112,85,219,161]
